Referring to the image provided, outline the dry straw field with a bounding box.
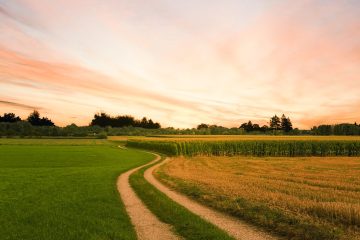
[157,156,360,240]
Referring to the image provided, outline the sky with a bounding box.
[1,0,360,128]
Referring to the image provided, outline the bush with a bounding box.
[96,131,108,139]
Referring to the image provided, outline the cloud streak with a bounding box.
[1,0,360,128]
[0,100,42,111]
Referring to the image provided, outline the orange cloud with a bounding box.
[1,0,360,128]
[0,46,214,126]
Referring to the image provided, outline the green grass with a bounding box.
[129,155,234,240]
[0,139,154,240]
[0,138,109,145]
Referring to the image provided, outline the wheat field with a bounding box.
[157,156,360,240]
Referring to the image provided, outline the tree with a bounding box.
[27,110,55,126]
[245,121,253,131]
[270,115,281,130]
[0,113,21,122]
[90,112,112,127]
[140,117,148,128]
[281,114,293,132]
[312,125,332,135]
[261,125,269,132]
[90,112,160,129]
[252,124,261,131]
[239,121,263,132]
[197,123,209,130]
[27,111,41,125]
[239,121,253,131]
[114,115,135,127]
[239,122,247,129]
[147,119,161,129]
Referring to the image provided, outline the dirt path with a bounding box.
[117,154,180,240]
[144,155,279,240]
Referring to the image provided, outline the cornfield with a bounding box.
[126,139,360,157]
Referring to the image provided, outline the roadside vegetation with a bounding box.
[0,139,153,240]
[129,155,234,240]
[156,156,360,240]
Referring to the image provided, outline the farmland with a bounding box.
[123,135,360,157]
[120,135,360,239]
[2,135,360,240]
[110,135,360,142]
[0,139,153,240]
[157,156,360,240]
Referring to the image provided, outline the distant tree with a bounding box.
[312,125,332,135]
[261,125,269,132]
[148,119,161,129]
[197,123,209,130]
[333,123,360,135]
[239,121,264,132]
[27,110,55,126]
[0,113,21,122]
[152,122,161,129]
[270,115,281,130]
[140,117,148,128]
[252,124,261,131]
[41,117,54,126]
[209,125,227,134]
[90,112,160,129]
[239,122,247,129]
[148,119,155,128]
[90,112,112,127]
[27,111,41,125]
[115,115,135,127]
[281,114,293,132]
[245,121,253,131]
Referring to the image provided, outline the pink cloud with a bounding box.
[1,0,360,128]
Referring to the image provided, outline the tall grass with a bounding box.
[126,139,360,157]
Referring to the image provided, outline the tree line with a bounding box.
[311,123,360,135]
[1,111,360,137]
[90,113,161,129]
[0,111,54,126]
[198,114,294,133]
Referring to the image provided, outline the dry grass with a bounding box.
[108,136,132,141]
[157,156,360,239]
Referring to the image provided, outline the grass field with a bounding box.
[0,138,109,145]
[0,139,153,240]
[157,156,360,240]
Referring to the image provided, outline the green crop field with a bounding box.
[0,139,153,240]
[125,136,360,157]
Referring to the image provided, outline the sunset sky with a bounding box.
[1,0,360,128]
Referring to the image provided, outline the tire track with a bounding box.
[117,154,180,240]
[144,154,279,240]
